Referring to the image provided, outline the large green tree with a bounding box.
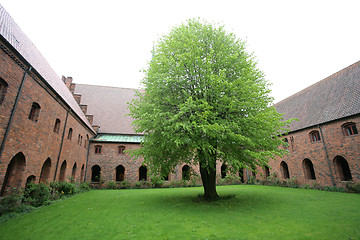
[129,19,290,200]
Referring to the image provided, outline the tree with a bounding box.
[129,19,291,200]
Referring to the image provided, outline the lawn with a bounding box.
[0,185,359,240]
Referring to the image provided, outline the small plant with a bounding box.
[105,181,119,190]
[119,180,129,189]
[23,182,51,207]
[78,182,91,192]
[345,181,360,193]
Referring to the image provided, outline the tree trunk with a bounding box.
[199,161,219,200]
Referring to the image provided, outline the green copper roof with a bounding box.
[92,134,143,143]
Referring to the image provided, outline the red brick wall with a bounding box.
[268,115,360,186]
[0,41,94,194]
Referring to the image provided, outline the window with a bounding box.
[182,165,190,180]
[309,130,321,142]
[28,102,41,122]
[67,128,73,140]
[264,166,270,178]
[118,146,126,154]
[53,119,61,133]
[95,145,102,154]
[221,164,227,179]
[139,165,147,181]
[0,78,8,105]
[78,134,81,145]
[84,134,89,148]
[342,123,358,136]
[303,158,316,180]
[283,138,289,148]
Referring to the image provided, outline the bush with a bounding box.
[119,180,130,189]
[0,190,24,216]
[105,181,119,190]
[150,176,164,188]
[50,181,77,196]
[345,181,360,193]
[23,182,51,207]
[78,182,91,192]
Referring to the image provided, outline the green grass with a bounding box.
[0,185,359,240]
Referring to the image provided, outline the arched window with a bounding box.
[91,165,101,182]
[182,165,190,180]
[280,161,290,179]
[334,156,352,181]
[28,102,41,122]
[264,166,270,178]
[221,164,227,179]
[309,130,321,142]
[118,146,126,154]
[303,159,316,180]
[239,168,244,183]
[94,145,102,154]
[116,165,125,181]
[283,138,289,148]
[84,134,89,149]
[59,160,67,181]
[0,77,8,105]
[1,152,26,196]
[68,128,73,140]
[80,164,85,181]
[71,163,77,182]
[53,119,61,133]
[139,165,147,181]
[39,158,51,183]
[78,134,81,145]
[342,123,358,136]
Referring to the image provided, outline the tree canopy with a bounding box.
[129,19,291,200]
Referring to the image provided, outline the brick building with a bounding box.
[0,5,358,194]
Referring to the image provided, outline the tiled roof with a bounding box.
[73,84,141,134]
[92,134,143,143]
[0,5,94,132]
[274,61,360,132]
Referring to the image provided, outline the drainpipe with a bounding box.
[53,108,70,181]
[0,66,32,162]
[84,135,96,182]
[318,124,335,186]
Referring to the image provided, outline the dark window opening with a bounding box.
[280,161,290,179]
[68,128,73,140]
[91,165,101,182]
[95,145,102,154]
[0,78,8,105]
[310,130,321,142]
[303,158,316,180]
[80,164,85,181]
[118,146,126,154]
[221,164,227,179]
[239,168,244,183]
[334,156,352,181]
[116,165,125,181]
[182,165,190,181]
[53,119,61,133]
[28,102,41,122]
[139,165,147,181]
[342,123,358,136]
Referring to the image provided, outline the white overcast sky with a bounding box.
[1,0,359,103]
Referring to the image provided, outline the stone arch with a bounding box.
[333,156,352,181]
[39,158,51,183]
[182,165,190,180]
[139,165,147,181]
[26,175,36,187]
[91,165,101,182]
[280,161,290,179]
[80,164,85,181]
[302,158,316,180]
[71,162,77,182]
[221,164,227,179]
[59,160,67,181]
[116,165,125,181]
[1,152,26,196]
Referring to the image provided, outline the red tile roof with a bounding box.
[0,5,94,132]
[275,61,360,132]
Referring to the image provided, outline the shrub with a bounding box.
[119,180,130,189]
[150,176,164,188]
[23,182,51,207]
[105,181,119,190]
[0,190,24,216]
[50,181,77,196]
[78,182,91,192]
[345,181,360,193]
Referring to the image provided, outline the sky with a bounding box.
[1,0,359,103]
